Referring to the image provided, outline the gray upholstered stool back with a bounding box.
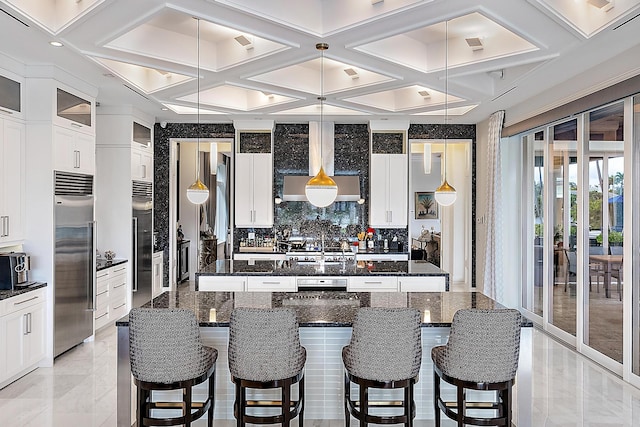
[434,308,521,383]
[129,308,215,384]
[343,307,422,381]
[228,308,306,382]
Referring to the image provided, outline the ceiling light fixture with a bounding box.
[465,37,484,51]
[423,143,432,174]
[49,41,63,47]
[186,18,209,205]
[344,68,359,79]
[305,42,338,208]
[587,0,614,11]
[435,21,457,207]
[234,34,254,50]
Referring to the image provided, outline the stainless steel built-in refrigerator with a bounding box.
[132,181,153,307]
[54,172,95,358]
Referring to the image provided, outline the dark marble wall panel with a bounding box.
[154,122,476,287]
[371,132,404,154]
[154,123,235,287]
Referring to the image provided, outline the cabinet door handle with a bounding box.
[0,107,14,115]
[14,296,39,306]
[23,313,28,335]
[388,210,392,222]
[5,216,8,236]
[363,281,383,284]
[71,122,83,128]
[142,164,147,178]
[27,312,32,334]
[262,281,281,285]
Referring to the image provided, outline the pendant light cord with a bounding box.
[443,20,448,181]
[196,18,201,180]
[317,43,328,173]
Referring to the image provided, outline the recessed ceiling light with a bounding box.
[49,41,63,47]
[587,0,614,11]
[161,107,169,111]
[465,37,483,51]
[234,35,254,50]
[418,90,431,99]
[343,68,359,79]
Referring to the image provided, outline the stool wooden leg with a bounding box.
[433,372,441,427]
[359,384,367,427]
[505,385,513,427]
[299,375,305,427]
[184,385,193,426]
[344,373,350,427]
[207,369,215,427]
[456,386,465,427]
[136,387,144,427]
[282,378,291,426]
[404,383,413,427]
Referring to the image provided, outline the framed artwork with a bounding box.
[415,192,438,219]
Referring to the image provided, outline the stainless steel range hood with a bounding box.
[282,175,361,202]
[282,121,361,202]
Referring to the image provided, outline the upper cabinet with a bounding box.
[131,121,153,183]
[234,121,274,228]
[0,117,25,244]
[54,88,94,134]
[0,72,23,120]
[53,126,95,175]
[369,121,408,228]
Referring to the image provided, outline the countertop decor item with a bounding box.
[186,18,210,205]
[104,250,116,260]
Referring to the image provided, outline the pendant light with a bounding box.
[186,18,210,205]
[305,42,338,208]
[435,20,457,207]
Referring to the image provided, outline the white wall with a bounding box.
[476,119,489,295]
[409,152,442,237]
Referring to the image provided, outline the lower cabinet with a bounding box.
[348,276,398,292]
[198,276,246,292]
[94,263,128,331]
[398,276,446,292]
[0,288,46,388]
[152,252,163,298]
[246,276,296,292]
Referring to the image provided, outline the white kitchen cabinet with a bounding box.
[235,153,273,228]
[53,125,95,175]
[152,252,164,298]
[94,263,128,331]
[369,153,407,228]
[0,289,46,388]
[246,276,295,292]
[0,71,24,119]
[398,276,446,292]
[53,86,95,135]
[348,276,398,292]
[95,269,110,330]
[198,276,246,292]
[131,146,153,182]
[109,264,128,323]
[0,118,25,244]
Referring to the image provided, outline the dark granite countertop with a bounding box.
[197,259,447,277]
[96,258,128,271]
[116,290,532,328]
[0,282,47,301]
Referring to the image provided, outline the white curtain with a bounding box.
[483,110,505,300]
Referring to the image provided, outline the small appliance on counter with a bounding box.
[0,252,31,290]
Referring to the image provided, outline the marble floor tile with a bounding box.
[2,320,640,426]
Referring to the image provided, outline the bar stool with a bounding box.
[228,307,306,427]
[432,308,521,427]
[129,308,217,427]
[343,307,422,427]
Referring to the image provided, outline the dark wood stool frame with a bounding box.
[433,363,514,427]
[134,363,216,427]
[344,371,418,427]
[232,371,304,427]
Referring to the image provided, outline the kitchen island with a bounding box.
[116,290,533,426]
[196,259,449,291]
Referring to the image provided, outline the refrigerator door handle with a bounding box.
[132,217,138,292]
[88,221,96,311]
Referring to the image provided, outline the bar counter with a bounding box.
[116,290,533,426]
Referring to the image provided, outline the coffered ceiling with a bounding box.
[1,0,640,127]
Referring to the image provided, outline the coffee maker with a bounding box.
[0,252,31,290]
